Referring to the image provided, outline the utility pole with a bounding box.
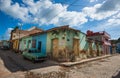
[18,23,23,53]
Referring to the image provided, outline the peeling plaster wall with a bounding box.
[79,32,88,51]
[13,39,19,51]
[46,30,67,55]
[19,36,32,51]
[66,30,88,51]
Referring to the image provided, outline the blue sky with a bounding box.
[0,0,120,40]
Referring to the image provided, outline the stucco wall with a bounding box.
[13,39,19,50]
[46,30,67,54]
[19,36,32,51]
[66,30,88,51]
[20,33,47,54]
[32,33,47,54]
[79,32,88,51]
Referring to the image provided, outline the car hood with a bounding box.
[31,53,46,57]
[23,52,46,57]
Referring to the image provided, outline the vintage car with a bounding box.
[22,49,47,63]
[0,46,10,50]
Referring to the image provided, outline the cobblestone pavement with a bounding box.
[67,55,120,78]
[0,49,58,78]
[0,49,120,78]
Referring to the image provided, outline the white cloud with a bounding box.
[55,11,87,26]
[4,28,13,40]
[0,0,30,22]
[97,0,120,12]
[82,4,118,20]
[0,0,87,27]
[89,0,97,3]
[108,12,120,25]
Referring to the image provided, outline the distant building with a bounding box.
[110,40,117,54]
[116,38,120,53]
[86,30,111,55]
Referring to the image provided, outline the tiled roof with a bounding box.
[46,25,80,32]
[11,27,44,40]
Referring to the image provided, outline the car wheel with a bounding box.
[32,58,36,63]
[23,56,26,60]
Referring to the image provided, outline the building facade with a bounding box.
[46,26,103,61]
[10,27,43,52]
[86,30,111,55]
[11,25,110,62]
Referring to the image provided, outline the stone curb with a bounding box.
[60,55,112,67]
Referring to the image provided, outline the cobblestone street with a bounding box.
[0,49,120,78]
[0,50,58,78]
[67,55,120,78]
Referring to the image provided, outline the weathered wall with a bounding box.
[19,36,32,51]
[79,32,88,51]
[66,30,88,51]
[87,35,102,41]
[19,33,47,54]
[46,30,67,55]
[32,33,47,54]
[46,29,90,61]
[13,39,19,51]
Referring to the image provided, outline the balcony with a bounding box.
[103,31,111,39]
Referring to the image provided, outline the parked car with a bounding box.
[0,46,9,50]
[22,49,47,63]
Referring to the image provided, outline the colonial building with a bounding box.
[86,30,111,55]
[46,25,102,61]
[10,26,43,52]
[10,25,109,62]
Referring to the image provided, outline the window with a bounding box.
[32,40,36,48]
[38,41,42,52]
[24,40,26,44]
[28,40,31,43]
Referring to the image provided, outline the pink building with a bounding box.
[86,30,111,55]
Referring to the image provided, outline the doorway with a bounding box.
[73,38,79,56]
[52,38,59,59]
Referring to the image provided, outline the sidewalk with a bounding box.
[60,55,111,67]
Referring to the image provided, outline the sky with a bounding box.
[0,0,120,40]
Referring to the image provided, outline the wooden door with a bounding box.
[52,38,59,58]
[89,42,93,57]
[73,39,79,56]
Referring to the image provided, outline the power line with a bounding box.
[40,0,68,19]
[46,0,79,23]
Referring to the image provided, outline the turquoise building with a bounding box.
[19,32,47,55]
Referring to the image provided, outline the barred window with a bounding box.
[24,40,26,44]
[32,40,36,48]
[28,40,31,43]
